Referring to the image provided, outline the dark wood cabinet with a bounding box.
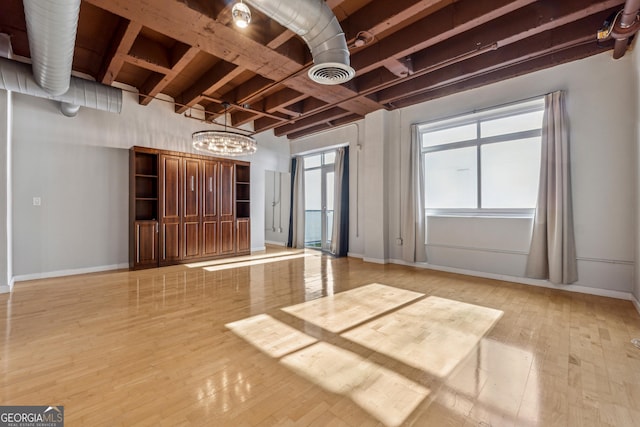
[129,147,251,269]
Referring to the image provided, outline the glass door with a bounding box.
[304,151,335,252]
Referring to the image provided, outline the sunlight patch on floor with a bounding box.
[342,296,503,377]
[226,314,317,358]
[281,342,430,427]
[185,249,306,268]
[281,283,424,333]
[203,253,312,272]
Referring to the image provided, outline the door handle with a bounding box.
[209,177,213,192]
[191,176,195,192]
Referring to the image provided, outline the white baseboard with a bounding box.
[13,263,129,283]
[0,285,10,294]
[387,258,636,302]
[363,257,388,264]
[251,246,267,253]
[347,252,363,259]
[633,294,640,316]
[265,241,287,247]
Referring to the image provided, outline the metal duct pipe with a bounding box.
[244,0,355,85]
[23,0,81,96]
[0,57,123,114]
[613,0,640,59]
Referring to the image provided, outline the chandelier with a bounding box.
[192,102,257,156]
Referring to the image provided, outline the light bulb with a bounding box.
[232,2,251,28]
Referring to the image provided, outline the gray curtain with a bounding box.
[402,124,427,263]
[331,147,349,256]
[525,91,578,284]
[289,156,306,248]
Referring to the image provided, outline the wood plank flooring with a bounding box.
[1,247,640,426]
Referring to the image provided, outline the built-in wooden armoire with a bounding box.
[129,146,250,270]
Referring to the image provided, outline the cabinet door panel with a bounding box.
[220,162,234,218]
[162,223,180,261]
[237,219,250,253]
[202,220,218,256]
[183,159,201,259]
[135,221,158,268]
[160,155,181,264]
[184,222,200,258]
[220,220,235,254]
[203,160,218,218]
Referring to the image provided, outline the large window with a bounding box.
[420,98,544,216]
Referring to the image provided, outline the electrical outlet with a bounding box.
[396,238,403,246]
[33,197,41,206]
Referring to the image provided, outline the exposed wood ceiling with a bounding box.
[0,0,626,139]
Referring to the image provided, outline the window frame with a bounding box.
[420,98,545,218]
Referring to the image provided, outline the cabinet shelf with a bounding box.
[135,174,158,178]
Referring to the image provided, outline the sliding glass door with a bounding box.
[304,151,335,252]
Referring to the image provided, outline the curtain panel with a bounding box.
[331,147,349,257]
[525,91,578,284]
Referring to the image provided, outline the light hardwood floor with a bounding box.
[1,247,640,426]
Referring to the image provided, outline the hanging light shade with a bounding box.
[232,1,251,28]
[192,103,257,156]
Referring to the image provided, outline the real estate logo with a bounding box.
[0,406,64,427]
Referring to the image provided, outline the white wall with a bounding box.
[264,170,290,246]
[10,88,289,278]
[0,90,11,292]
[633,43,640,306]
[290,51,637,295]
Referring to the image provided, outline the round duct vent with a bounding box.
[308,62,356,85]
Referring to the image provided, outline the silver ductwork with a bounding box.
[0,57,123,114]
[23,0,81,96]
[245,0,356,85]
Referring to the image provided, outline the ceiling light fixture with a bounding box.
[232,1,251,28]
[192,102,257,156]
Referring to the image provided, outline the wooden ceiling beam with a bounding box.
[264,88,307,113]
[350,0,538,76]
[354,1,621,96]
[341,0,450,40]
[85,0,378,117]
[98,19,141,84]
[140,46,199,105]
[174,61,242,114]
[391,41,613,109]
[376,14,605,104]
[286,114,363,139]
[233,75,275,104]
[274,107,351,136]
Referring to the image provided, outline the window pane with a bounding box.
[305,169,321,210]
[326,172,334,210]
[425,146,477,208]
[480,110,544,138]
[305,154,321,168]
[324,151,336,164]
[481,138,541,208]
[422,123,477,148]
